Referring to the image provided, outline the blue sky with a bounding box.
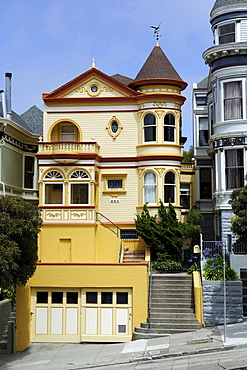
[0,0,216,149]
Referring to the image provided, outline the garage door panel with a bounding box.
[51,307,63,334]
[66,308,78,335]
[36,307,48,334]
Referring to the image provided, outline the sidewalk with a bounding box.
[1,321,247,369]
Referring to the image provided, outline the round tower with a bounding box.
[203,0,247,241]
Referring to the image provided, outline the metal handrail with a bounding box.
[148,262,153,328]
[95,212,121,238]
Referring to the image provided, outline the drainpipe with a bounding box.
[5,73,12,120]
[0,90,7,118]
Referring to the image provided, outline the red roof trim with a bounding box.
[129,78,188,91]
[43,69,138,99]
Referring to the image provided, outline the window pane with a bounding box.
[24,156,34,188]
[180,183,190,209]
[224,81,242,120]
[144,172,156,204]
[37,292,48,304]
[67,292,78,304]
[86,292,97,304]
[45,184,63,204]
[225,149,244,190]
[165,172,175,184]
[61,125,75,141]
[164,114,175,126]
[219,23,235,44]
[52,292,63,304]
[144,114,156,142]
[117,292,128,304]
[101,292,112,304]
[108,179,122,189]
[200,169,212,199]
[164,126,174,141]
[165,185,175,203]
[144,126,156,142]
[71,184,88,204]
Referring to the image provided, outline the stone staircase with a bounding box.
[123,249,145,263]
[133,273,202,339]
[0,304,16,354]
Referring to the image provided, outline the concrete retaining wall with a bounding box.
[202,279,243,326]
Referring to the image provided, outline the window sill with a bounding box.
[103,190,127,196]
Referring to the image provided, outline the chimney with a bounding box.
[5,73,12,120]
[0,90,7,118]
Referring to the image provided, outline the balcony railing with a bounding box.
[181,162,195,169]
[38,141,100,154]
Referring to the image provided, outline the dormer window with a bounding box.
[218,23,235,44]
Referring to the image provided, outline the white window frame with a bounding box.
[221,78,246,122]
[215,21,236,45]
[43,170,64,206]
[69,170,90,206]
[144,171,157,205]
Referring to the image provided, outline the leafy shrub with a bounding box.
[152,260,182,272]
[203,255,238,281]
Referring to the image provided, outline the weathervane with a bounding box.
[150,23,162,41]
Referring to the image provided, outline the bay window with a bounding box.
[70,170,90,205]
[164,172,175,203]
[44,170,64,205]
[164,113,175,142]
[144,114,156,142]
[225,149,244,190]
[144,172,156,204]
[218,23,235,44]
[224,81,243,120]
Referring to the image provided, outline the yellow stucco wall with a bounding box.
[15,285,31,352]
[16,263,149,350]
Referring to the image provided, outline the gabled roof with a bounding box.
[197,77,208,89]
[21,105,43,136]
[134,44,183,81]
[212,0,247,11]
[111,74,134,86]
[44,68,138,101]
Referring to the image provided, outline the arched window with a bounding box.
[44,170,64,205]
[164,114,175,142]
[164,172,175,204]
[144,114,156,142]
[70,170,90,205]
[144,172,156,204]
[50,122,79,142]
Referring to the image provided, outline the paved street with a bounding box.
[1,321,247,369]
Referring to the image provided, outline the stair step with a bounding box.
[134,326,201,334]
[149,313,196,319]
[133,331,170,340]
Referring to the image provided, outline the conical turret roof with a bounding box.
[212,0,246,11]
[134,44,183,81]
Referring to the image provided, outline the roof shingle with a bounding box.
[135,44,183,82]
[212,0,247,11]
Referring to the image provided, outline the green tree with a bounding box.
[183,145,194,162]
[0,196,42,289]
[182,204,204,247]
[229,182,247,244]
[135,200,183,262]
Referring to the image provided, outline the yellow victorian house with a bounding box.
[16,42,194,350]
